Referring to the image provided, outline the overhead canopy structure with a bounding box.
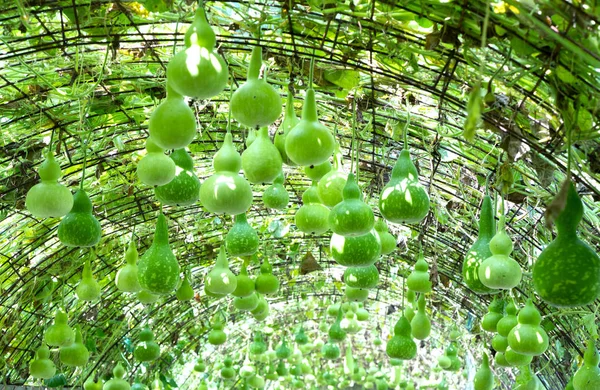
[1,0,599,388]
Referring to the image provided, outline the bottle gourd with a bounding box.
[26,151,73,218]
[262,173,289,210]
[154,149,201,206]
[241,127,282,184]
[148,83,196,150]
[57,189,102,247]
[115,239,142,293]
[295,182,330,235]
[329,173,374,237]
[478,215,522,290]
[225,213,259,257]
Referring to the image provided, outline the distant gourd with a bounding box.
[295,182,330,235]
[462,195,498,294]
[136,289,159,304]
[234,291,260,311]
[154,149,201,206]
[532,181,600,307]
[44,310,75,347]
[136,138,176,187]
[497,300,518,337]
[251,295,270,321]
[134,327,160,362]
[262,173,289,210]
[479,215,522,290]
[321,342,341,360]
[242,127,282,184]
[148,83,196,149]
[194,357,206,372]
[356,305,370,322]
[305,160,332,181]
[406,249,432,293]
[240,353,256,378]
[255,258,280,295]
[59,327,90,367]
[404,289,416,323]
[410,294,431,340]
[276,337,292,359]
[225,213,259,257]
[231,46,282,128]
[208,316,227,345]
[481,297,504,333]
[295,327,309,345]
[137,213,180,295]
[329,174,374,236]
[175,275,194,301]
[199,132,253,215]
[29,345,56,379]
[275,91,300,166]
[345,286,369,302]
[221,357,236,379]
[344,265,379,289]
[330,230,381,267]
[116,239,142,293]
[166,7,228,99]
[232,262,255,297]
[573,339,600,390]
[473,352,494,390]
[492,333,508,353]
[205,246,237,295]
[328,310,347,343]
[386,315,417,360]
[317,146,347,207]
[57,189,102,247]
[25,151,73,218]
[379,148,429,224]
[250,332,268,355]
[374,219,396,255]
[507,299,548,356]
[76,258,101,301]
[442,344,461,372]
[103,363,131,390]
[494,352,510,367]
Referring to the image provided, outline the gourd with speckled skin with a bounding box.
[205,246,237,296]
[317,146,347,207]
[305,159,331,181]
[262,173,289,210]
[225,213,259,257]
[242,127,282,184]
[26,151,73,218]
[29,345,56,379]
[175,275,194,301]
[344,265,379,289]
[479,215,522,290]
[58,189,102,247]
[573,339,600,390]
[116,240,142,293]
[386,315,417,360]
[154,149,200,206]
[136,138,176,187]
[330,230,381,267]
[148,84,196,150]
[295,182,330,235]
[329,173,374,237]
[507,299,548,356]
[322,342,341,360]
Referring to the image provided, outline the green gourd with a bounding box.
[386,315,417,360]
[497,300,519,337]
[251,294,269,318]
[246,129,257,147]
[134,327,160,362]
[462,195,497,294]
[194,357,206,372]
[330,230,381,267]
[406,249,432,293]
[404,289,416,323]
[356,306,370,321]
[76,258,101,301]
[166,7,228,99]
[116,239,142,293]
[295,327,309,345]
[136,138,176,187]
[137,213,180,295]
[255,258,280,295]
[444,344,462,371]
[438,355,452,369]
[374,219,396,255]
[276,337,292,359]
[44,310,75,347]
[221,357,236,380]
[265,363,279,380]
[513,365,543,390]
[275,360,288,376]
[84,376,103,390]
[26,151,73,218]
[225,213,259,257]
[345,286,369,302]
[250,332,267,355]
[305,159,332,181]
[208,317,227,345]
[233,262,255,297]
[317,146,347,207]
[533,181,600,307]
[507,299,549,356]
[449,325,461,341]
[136,289,159,304]
[329,173,374,237]
[481,297,504,332]
[494,352,511,368]
[248,374,265,389]
[322,342,341,360]
[379,148,430,224]
[242,127,282,184]
[329,310,347,343]
[199,132,253,215]
[479,215,522,289]
[410,294,431,340]
[103,363,131,390]
[234,291,260,311]
[327,303,341,317]
[344,265,379,289]
[205,246,237,295]
[59,327,90,367]
[148,83,196,149]
[175,275,194,301]
[573,339,600,389]
[240,353,256,378]
[57,189,102,247]
[154,149,200,206]
[295,181,330,235]
[565,377,575,390]
[231,46,282,128]
[340,311,361,334]
[473,352,494,390]
[492,333,508,352]
[275,91,300,166]
[505,346,533,366]
[262,173,289,210]
[29,345,56,379]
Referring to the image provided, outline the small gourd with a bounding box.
[305,159,332,181]
[340,311,361,334]
[194,357,206,372]
[57,189,102,247]
[136,289,159,304]
[329,173,374,237]
[295,182,330,235]
[345,286,369,302]
[317,145,347,207]
[479,215,522,290]
[374,219,396,255]
[103,363,131,390]
[410,294,431,340]
[199,132,253,215]
[250,332,267,355]
[328,310,347,343]
[533,181,600,307]
[76,258,101,302]
[481,297,504,333]
[154,149,201,206]
[137,213,180,295]
[386,315,417,360]
[205,246,237,295]
[116,239,142,293]
[330,230,381,267]
[356,305,370,321]
[344,265,379,289]
[295,327,309,345]
[573,339,600,389]
[492,333,508,353]
[175,275,194,301]
[262,173,289,210]
[497,300,519,337]
[44,310,75,347]
[148,83,196,149]
[248,374,265,388]
[504,346,533,366]
[321,342,341,360]
[231,46,282,128]
[26,151,73,218]
[274,91,300,166]
[507,299,549,356]
[242,127,282,184]
[221,357,236,380]
[276,337,292,359]
[240,353,256,378]
[225,213,259,257]
[29,345,56,379]
[494,352,510,367]
[444,344,462,371]
[233,291,260,311]
[59,327,90,367]
[251,294,270,320]
[232,262,255,297]
[406,249,432,293]
[134,327,160,362]
[208,316,227,345]
[136,138,176,187]
[255,258,280,295]
[166,7,228,99]
[404,289,416,323]
[473,352,494,390]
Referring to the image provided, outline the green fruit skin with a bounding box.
[504,347,533,366]
[59,343,90,367]
[479,253,522,290]
[241,130,282,184]
[329,200,374,237]
[317,171,346,207]
[225,224,259,258]
[507,324,549,356]
[304,160,331,181]
[411,312,431,340]
[330,231,381,267]
[58,211,102,247]
[29,359,56,379]
[134,341,161,362]
[231,80,282,128]
[149,97,196,149]
[137,289,159,304]
[295,204,330,235]
[255,274,280,295]
[494,352,511,367]
[167,47,228,99]
[345,286,369,302]
[378,231,396,255]
[473,357,494,390]
[344,265,379,289]
[481,312,503,333]
[263,183,289,210]
[76,278,101,301]
[492,334,508,352]
[26,183,73,218]
[285,118,335,167]
[199,172,253,215]
[386,335,417,360]
[137,153,176,186]
[116,265,142,293]
[322,343,341,360]
[209,329,227,345]
[234,293,260,311]
[138,246,180,295]
[379,182,429,224]
[155,169,201,206]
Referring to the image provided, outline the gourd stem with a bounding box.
[227,79,233,135]
[308,54,315,90]
[566,116,572,177]
[402,106,411,150]
[248,46,262,80]
[350,99,356,176]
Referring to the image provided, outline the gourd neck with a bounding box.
[555,181,583,236]
[332,145,343,170]
[38,151,62,181]
[216,246,229,269]
[248,46,263,80]
[55,311,68,325]
[342,173,360,200]
[154,213,169,245]
[234,213,249,225]
[478,195,495,240]
[285,93,297,120]
[257,127,269,140]
[260,258,272,274]
[126,240,138,265]
[82,260,93,279]
[390,149,418,182]
[72,189,93,213]
[184,7,216,48]
[274,172,285,185]
[214,132,242,172]
[146,137,163,153]
[584,339,600,366]
[302,89,318,122]
[166,81,184,100]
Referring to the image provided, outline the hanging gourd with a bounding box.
[225,213,259,257]
[130,378,146,390]
[148,83,196,150]
[507,299,549,356]
[374,219,396,255]
[59,327,90,367]
[255,257,280,295]
[504,346,533,367]
[481,297,504,333]
[340,310,361,334]
[305,160,332,182]
[57,189,102,247]
[29,345,56,379]
[26,150,73,218]
[404,289,416,323]
[513,365,543,390]
[262,173,289,210]
[250,332,268,355]
[497,300,518,337]
[233,261,255,297]
[199,131,253,215]
[116,238,142,293]
[208,315,227,345]
[220,357,236,380]
[473,352,494,390]
[329,173,374,236]
[231,46,282,128]
[103,363,131,390]
[205,246,237,296]
[443,344,461,372]
[76,256,101,302]
[356,305,370,321]
[276,337,292,359]
[137,289,159,304]
[274,90,300,165]
[295,181,330,235]
[175,274,194,301]
[240,352,256,378]
[321,342,341,360]
[344,265,379,289]
[532,180,600,307]
[242,127,282,184]
[134,327,161,362]
[246,129,257,147]
[317,145,347,207]
[154,149,201,206]
[251,294,270,321]
[462,194,497,294]
[166,6,228,99]
[248,374,265,389]
[44,310,75,347]
[331,229,381,267]
[137,213,180,295]
[386,315,417,360]
[492,333,508,353]
[136,138,176,187]
[234,291,260,311]
[345,286,369,302]
[295,327,309,345]
[406,248,432,293]
[410,294,431,340]
[573,338,600,389]
[329,310,347,343]
[479,214,522,290]
[194,357,206,372]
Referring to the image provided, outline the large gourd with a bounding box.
[233,291,260,311]
[386,315,417,360]
[481,297,504,333]
[199,132,253,215]
[406,249,432,293]
[262,173,289,210]
[76,258,101,301]
[507,299,548,356]
[410,294,431,340]
[29,345,56,379]
[59,327,90,367]
[532,181,600,306]
[205,247,237,295]
[255,258,280,295]
[57,189,102,247]
[44,310,75,347]
[473,352,494,390]
[103,363,131,390]
[295,182,330,235]
[225,213,259,257]
[148,83,196,149]
[479,215,522,290]
[115,239,142,293]
[242,127,282,184]
[317,145,347,207]
[175,275,194,301]
[154,149,201,206]
[330,230,381,267]
[374,219,396,255]
[275,91,300,166]
[462,195,497,294]
[136,138,176,187]
[344,265,379,289]
[137,213,180,295]
[231,46,282,128]
[166,7,228,99]
[329,173,374,237]
[134,327,161,362]
[26,151,73,218]
[573,339,600,389]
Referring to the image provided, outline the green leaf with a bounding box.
[577,109,594,133]
[45,374,67,387]
[324,69,360,91]
[142,0,170,13]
